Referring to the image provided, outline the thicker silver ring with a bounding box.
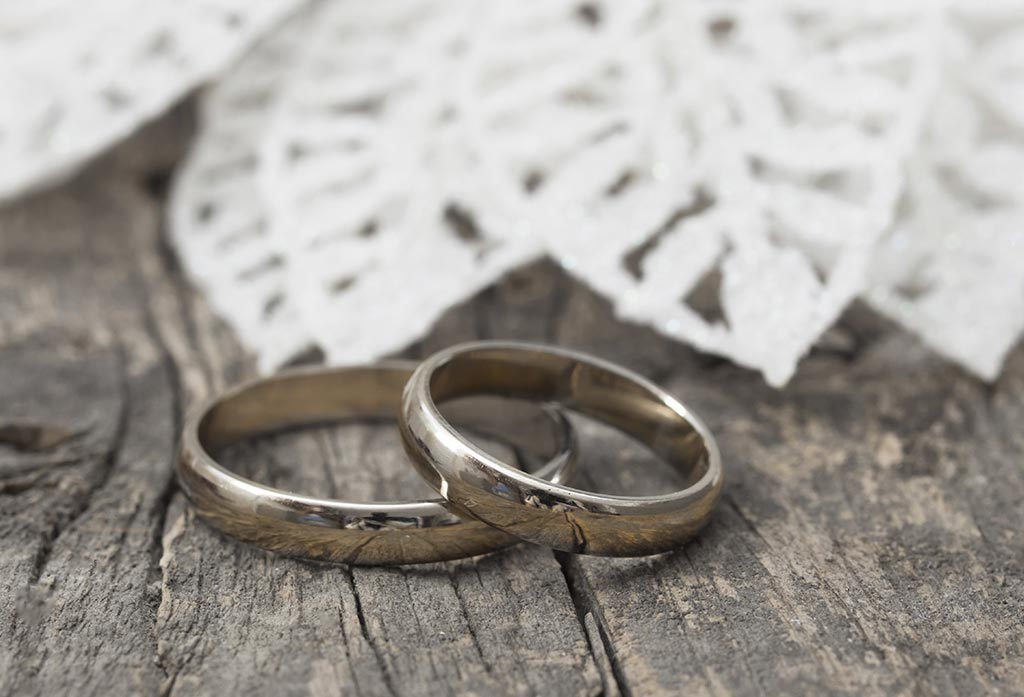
[399,342,723,556]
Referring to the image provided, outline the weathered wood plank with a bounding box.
[2,103,1023,697]
[0,170,183,695]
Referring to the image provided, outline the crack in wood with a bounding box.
[348,570,400,697]
[0,423,83,452]
[29,352,130,585]
[556,553,630,697]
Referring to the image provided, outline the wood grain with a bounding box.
[1,106,1022,696]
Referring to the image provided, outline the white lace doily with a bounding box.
[170,0,1024,385]
[866,3,1024,380]
[0,0,303,200]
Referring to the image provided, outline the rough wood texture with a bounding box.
[2,107,1023,696]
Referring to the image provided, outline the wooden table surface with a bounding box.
[2,108,1023,697]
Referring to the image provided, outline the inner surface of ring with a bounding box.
[428,349,710,489]
[198,364,566,483]
[200,367,408,452]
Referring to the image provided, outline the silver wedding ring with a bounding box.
[400,342,722,556]
[178,362,576,565]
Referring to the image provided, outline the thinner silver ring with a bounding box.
[178,361,577,565]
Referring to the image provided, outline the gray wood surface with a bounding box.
[2,107,1023,697]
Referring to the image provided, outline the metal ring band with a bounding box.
[399,342,723,557]
[178,361,577,565]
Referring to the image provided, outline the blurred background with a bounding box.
[3,0,1022,386]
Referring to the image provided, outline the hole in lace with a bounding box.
[523,170,545,193]
[682,264,729,327]
[893,278,932,302]
[263,292,284,319]
[357,220,379,238]
[443,203,484,243]
[197,201,216,223]
[330,276,357,295]
[622,188,714,280]
[605,170,635,197]
[708,18,735,42]
[575,3,602,28]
